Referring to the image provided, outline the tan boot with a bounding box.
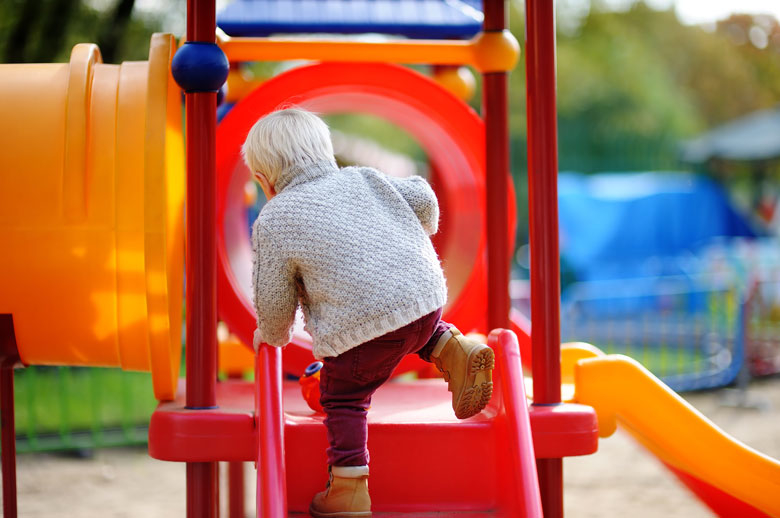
[309,465,372,517]
[432,328,494,419]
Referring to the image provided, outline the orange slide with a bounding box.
[567,346,780,517]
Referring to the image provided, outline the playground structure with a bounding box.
[1,1,780,518]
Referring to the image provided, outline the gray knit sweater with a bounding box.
[251,160,448,359]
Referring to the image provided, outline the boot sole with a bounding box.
[309,505,372,518]
[453,346,495,419]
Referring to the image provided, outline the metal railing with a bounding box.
[556,276,743,391]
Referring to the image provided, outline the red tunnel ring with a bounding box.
[216,62,516,376]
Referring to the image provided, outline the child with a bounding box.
[243,108,494,517]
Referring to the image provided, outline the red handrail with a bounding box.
[490,328,544,517]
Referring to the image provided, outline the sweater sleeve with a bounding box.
[251,222,298,348]
[385,175,440,235]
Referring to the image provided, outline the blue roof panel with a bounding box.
[217,0,484,39]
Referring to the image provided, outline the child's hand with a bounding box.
[253,328,263,353]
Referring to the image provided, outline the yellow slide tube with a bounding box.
[0,34,184,400]
[572,352,780,517]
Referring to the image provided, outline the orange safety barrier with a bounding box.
[0,33,184,401]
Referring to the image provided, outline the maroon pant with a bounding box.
[318,308,451,466]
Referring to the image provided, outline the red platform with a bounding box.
[150,380,597,462]
[149,331,596,514]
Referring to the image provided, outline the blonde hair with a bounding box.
[242,107,334,186]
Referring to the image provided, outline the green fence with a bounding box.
[10,366,159,453]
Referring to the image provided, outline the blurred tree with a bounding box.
[0,0,162,64]
[3,0,42,63]
[97,0,136,64]
[30,0,80,62]
[506,0,780,242]
[508,1,780,177]
[559,4,705,171]
[708,14,780,123]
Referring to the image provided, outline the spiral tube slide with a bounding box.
[216,62,518,375]
[573,352,780,517]
[0,34,185,400]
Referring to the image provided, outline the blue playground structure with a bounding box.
[218,0,484,39]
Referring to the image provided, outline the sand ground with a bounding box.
[5,376,779,517]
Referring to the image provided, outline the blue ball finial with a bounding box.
[171,42,229,93]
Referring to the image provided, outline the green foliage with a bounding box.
[0,0,163,64]
[555,5,702,168]
[506,2,780,176]
[505,1,780,240]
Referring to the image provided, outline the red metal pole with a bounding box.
[1,367,16,518]
[185,90,219,411]
[184,0,219,516]
[0,315,20,518]
[483,0,511,332]
[227,372,245,518]
[186,463,219,517]
[525,0,564,516]
[227,461,245,518]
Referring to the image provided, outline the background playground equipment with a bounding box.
[745,278,780,376]
[556,172,762,284]
[704,238,780,377]
[0,33,184,401]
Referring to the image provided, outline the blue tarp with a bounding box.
[558,172,763,281]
